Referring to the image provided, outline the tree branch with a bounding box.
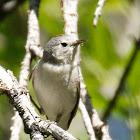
[79,99,96,140]
[61,0,78,38]
[0,66,78,140]
[61,1,95,139]
[10,110,23,140]
[19,0,41,87]
[61,0,111,139]
[102,38,140,121]
[93,0,106,27]
[10,0,42,139]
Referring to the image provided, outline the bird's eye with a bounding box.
[61,43,67,47]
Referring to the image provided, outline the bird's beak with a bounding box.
[72,39,87,46]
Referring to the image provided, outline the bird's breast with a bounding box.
[32,60,79,121]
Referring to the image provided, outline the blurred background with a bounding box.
[0,0,140,139]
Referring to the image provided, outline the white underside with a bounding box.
[32,60,79,130]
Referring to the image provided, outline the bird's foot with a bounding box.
[45,119,57,126]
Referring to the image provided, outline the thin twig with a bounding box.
[79,99,96,140]
[102,38,140,121]
[93,0,106,27]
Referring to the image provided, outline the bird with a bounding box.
[32,34,86,130]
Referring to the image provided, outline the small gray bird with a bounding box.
[32,34,85,130]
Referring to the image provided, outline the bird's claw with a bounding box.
[46,119,57,127]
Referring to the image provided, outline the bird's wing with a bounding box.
[29,60,45,115]
[67,82,80,129]
[29,60,40,80]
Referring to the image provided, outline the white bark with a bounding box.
[93,0,106,26]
